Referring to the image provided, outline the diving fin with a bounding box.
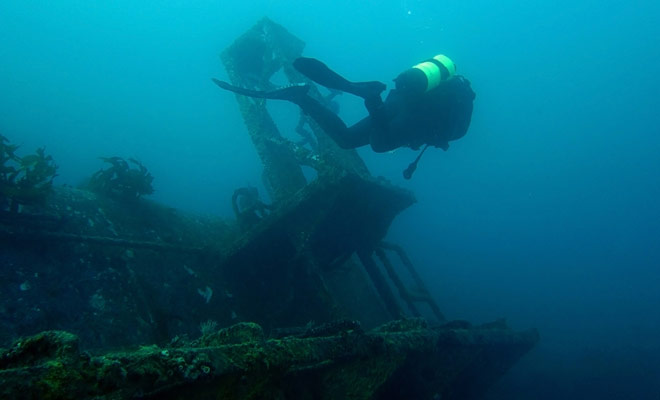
[293,57,386,99]
[211,78,310,101]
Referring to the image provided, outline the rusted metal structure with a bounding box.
[221,17,371,202]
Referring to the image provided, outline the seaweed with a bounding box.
[88,157,154,201]
[0,134,58,212]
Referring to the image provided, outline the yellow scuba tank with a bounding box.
[394,54,456,95]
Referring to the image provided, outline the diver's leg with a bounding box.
[293,57,387,100]
[294,96,370,149]
[212,78,368,149]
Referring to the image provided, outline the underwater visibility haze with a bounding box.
[1,0,659,398]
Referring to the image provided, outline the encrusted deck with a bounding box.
[0,319,538,400]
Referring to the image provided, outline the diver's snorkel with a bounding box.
[403,144,429,180]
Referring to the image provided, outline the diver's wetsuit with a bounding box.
[292,75,475,152]
[213,57,475,153]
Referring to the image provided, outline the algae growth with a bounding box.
[0,134,58,212]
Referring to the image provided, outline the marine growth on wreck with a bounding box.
[0,18,538,400]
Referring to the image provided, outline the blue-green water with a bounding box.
[1,1,659,398]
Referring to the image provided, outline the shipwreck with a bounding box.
[0,18,538,399]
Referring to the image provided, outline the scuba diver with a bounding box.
[213,54,475,179]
